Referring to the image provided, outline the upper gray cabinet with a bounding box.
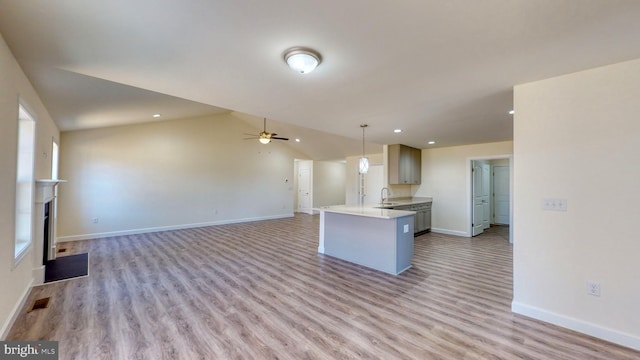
[388,144,421,185]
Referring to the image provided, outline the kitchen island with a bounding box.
[317,205,415,275]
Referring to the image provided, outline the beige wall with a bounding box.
[312,161,346,208]
[414,141,513,235]
[295,160,346,211]
[513,58,640,350]
[0,34,60,338]
[58,113,304,239]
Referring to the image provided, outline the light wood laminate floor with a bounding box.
[8,215,640,359]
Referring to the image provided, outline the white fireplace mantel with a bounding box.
[33,179,67,284]
[35,179,66,204]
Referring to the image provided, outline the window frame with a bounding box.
[13,102,37,266]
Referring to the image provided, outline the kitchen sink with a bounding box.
[379,202,399,206]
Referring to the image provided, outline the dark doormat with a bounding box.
[45,253,89,283]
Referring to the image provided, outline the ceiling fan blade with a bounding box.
[241,118,278,142]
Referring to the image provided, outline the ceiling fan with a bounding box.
[244,118,289,144]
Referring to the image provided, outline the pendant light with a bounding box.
[359,124,369,174]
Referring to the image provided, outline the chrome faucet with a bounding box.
[380,187,390,204]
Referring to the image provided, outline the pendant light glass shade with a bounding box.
[359,157,369,174]
[359,124,369,174]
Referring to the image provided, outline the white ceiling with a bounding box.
[1,1,640,159]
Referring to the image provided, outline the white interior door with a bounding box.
[481,163,491,229]
[364,165,384,204]
[472,161,485,236]
[493,165,510,225]
[298,167,311,214]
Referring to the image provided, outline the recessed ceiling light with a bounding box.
[508,110,515,115]
[394,129,402,133]
[427,141,436,145]
[284,47,322,74]
[153,114,161,118]
[295,138,301,142]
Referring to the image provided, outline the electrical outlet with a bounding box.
[587,281,601,297]
[403,224,409,233]
[92,217,99,224]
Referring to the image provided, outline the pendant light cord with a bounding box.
[361,124,367,157]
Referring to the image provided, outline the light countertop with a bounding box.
[316,205,416,219]
[374,197,433,209]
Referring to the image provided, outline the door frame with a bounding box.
[466,155,513,243]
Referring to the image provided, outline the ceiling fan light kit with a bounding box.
[244,118,289,144]
[284,47,322,74]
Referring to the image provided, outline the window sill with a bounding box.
[13,242,32,268]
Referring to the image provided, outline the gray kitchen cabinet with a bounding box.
[393,202,431,234]
[411,203,431,234]
[388,144,421,185]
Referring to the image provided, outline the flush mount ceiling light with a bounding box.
[284,47,322,74]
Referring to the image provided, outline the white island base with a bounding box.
[318,207,415,275]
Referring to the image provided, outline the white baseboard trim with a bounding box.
[32,265,45,286]
[295,208,315,215]
[430,228,469,237]
[512,301,640,351]
[1,278,33,340]
[57,213,294,242]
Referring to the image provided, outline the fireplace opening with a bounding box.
[43,200,51,265]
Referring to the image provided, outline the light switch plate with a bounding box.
[542,198,568,211]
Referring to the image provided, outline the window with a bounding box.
[51,139,59,179]
[14,104,36,262]
[51,139,60,224]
